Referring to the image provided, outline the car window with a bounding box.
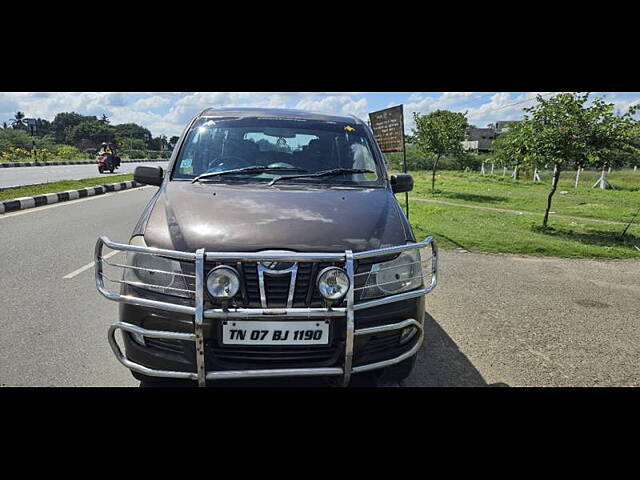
[173,118,381,185]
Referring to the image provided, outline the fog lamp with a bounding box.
[130,331,146,346]
[317,267,350,301]
[400,326,418,344]
[206,266,240,298]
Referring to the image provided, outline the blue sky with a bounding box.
[2,92,639,138]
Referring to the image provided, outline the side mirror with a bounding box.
[391,174,413,193]
[134,166,164,186]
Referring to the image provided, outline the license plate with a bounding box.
[221,320,330,346]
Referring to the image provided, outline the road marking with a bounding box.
[63,250,122,279]
[0,186,149,220]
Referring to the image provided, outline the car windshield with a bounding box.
[172,117,382,186]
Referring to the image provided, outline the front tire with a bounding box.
[98,166,104,174]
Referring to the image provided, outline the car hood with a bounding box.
[141,181,411,253]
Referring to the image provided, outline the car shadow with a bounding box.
[403,312,508,387]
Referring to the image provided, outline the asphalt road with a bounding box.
[0,161,168,189]
[1,186,639,387]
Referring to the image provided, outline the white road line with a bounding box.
[63,250,121,279]
[0,185,149,220]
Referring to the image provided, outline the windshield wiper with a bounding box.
[191,166,307,183]
[268,168,374,186]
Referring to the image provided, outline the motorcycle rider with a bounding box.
[98,142,114,170]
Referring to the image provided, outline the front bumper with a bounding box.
[95,236,438,386]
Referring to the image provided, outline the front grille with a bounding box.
[184,258,375,308]
[240,261,339,308]
[206,341,344,370]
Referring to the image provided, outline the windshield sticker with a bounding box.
[180,159,193,168]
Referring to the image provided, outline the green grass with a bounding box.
[404,169,640,259]
[0,174,134,202]
[409,169,640,224]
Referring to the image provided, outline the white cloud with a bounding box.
[133,95,170,110]
[2,92,639,139]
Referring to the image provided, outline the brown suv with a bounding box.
[94,108,438,386]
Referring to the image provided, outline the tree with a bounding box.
[503,93,639,227]
[100,114,110,125]
[169,136,180,149]
[68,119,116,147]
[10,111,27,130]
[34,118,51,137]
[410,109,469,192]
[51,112,94,143]
[491,120,541,180]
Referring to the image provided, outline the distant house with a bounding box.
[462,121,521,152]
[463,128,496,153]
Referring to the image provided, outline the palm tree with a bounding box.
[10,111,27,130]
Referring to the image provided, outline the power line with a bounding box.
[481,92,557,113]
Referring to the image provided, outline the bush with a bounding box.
[55,145,83,160]
[385,145,491,172]
[124,150,147,159]
[0,146,33,162]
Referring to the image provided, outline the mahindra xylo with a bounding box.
[94,108,438,386]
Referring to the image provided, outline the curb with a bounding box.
[0,181,142,214]
[0,159,168,168]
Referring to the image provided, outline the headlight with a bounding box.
[206,266,240,299]
[317,267,350,301]
[123,236,190,298]
[361,248,423,298]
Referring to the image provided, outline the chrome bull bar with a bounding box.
[95,236,438,386]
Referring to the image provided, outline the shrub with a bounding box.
[55,145,83,160]
[0,146,33,162]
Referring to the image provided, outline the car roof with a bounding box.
[199,107,364,125]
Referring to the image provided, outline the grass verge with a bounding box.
[0,174,134,202]
[409,169,640,224]
[408,196,640,259]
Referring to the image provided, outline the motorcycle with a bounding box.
[97,153,121,174]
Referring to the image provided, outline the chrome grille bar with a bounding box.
[194,249,206,387]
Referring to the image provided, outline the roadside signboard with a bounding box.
[368,105,410,219]
[368,105,405,153]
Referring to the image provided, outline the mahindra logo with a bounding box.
[259,261,295,271]
[257,250,297,274]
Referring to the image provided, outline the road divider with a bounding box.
[0,180,143,214]
[0,159,168,168]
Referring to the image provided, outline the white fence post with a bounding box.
[575,167,581,189]
[593,165,609,189]
[481,162,485,175]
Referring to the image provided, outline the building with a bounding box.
[462,121,521,152]
[463,127,496,153]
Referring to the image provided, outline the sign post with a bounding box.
[24,118,37,162]
[368,105,409,219]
